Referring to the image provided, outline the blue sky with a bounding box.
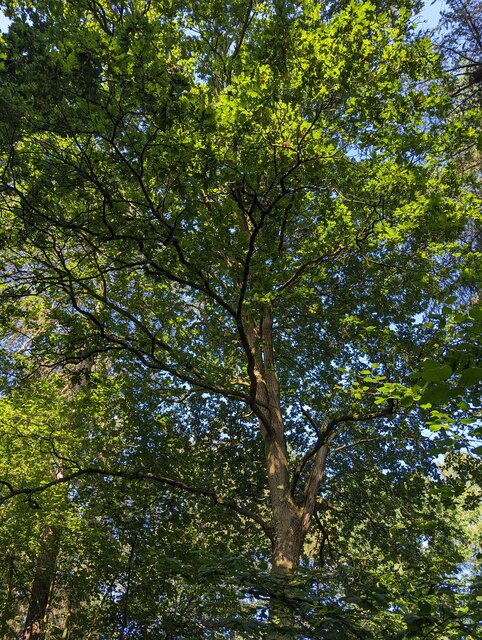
[0,13,8,32]
[419,0,446,28]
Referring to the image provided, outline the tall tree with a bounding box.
[440,0,482,295]
[441,0,482,100]
[0,0,480,637]
[22,524,59,640]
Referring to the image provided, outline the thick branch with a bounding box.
[296,400,397,537]
[229,0,254,64]
[0,467,273,541]
[291,399,396,496]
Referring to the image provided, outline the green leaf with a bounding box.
[469,306,482,321]
[459,367,482,386]
[419,382,453,406]
[421,362,453,382]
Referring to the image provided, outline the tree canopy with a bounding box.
[0,0,480,638]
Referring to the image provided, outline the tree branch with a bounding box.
[291,399,396,496]
[0,467,273,541]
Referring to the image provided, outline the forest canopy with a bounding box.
[0,0,480,638]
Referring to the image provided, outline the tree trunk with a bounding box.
[21,359,94,640]
[253,306,330,638]
[22,525,59,640]
[268,505,304,638]
[253,307,301,637]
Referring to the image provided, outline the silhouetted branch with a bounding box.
[291,399,396,495]
[0,466,273,541]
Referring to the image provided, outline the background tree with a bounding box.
[441,0,482,101]
[440,0,482,240]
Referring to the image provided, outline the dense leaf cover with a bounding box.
[0,0,480,638]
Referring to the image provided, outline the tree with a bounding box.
[439,0,482,299]
[441,0,482,102]
[0,0,480,637]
